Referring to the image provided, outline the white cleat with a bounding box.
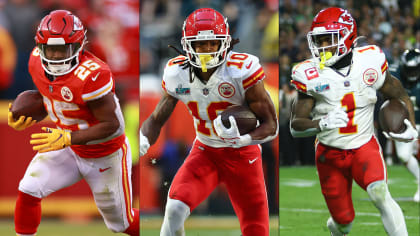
[414,188,419,202]
[327,217,346,236]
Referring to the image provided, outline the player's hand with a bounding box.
[383,119,418,143]
[7,103,36,131]
[30,127,71,153]
[213,115,251,148]
[139,130,150,156]
[318,107,349,131]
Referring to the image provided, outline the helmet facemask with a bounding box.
[38,39,84,76]
[307,27,351,69]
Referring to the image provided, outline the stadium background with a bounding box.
[139,0,279,234]
[0,0,139,235]
[279,0,420,235]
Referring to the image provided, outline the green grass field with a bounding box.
[280,165,420,236]
[0,216,278,236]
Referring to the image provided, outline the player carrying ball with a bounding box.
[8,10,138,236]
[139,8,278,236]
[290,7,416,236]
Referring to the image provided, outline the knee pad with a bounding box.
[367,180,388,205]
[165,198,190,219]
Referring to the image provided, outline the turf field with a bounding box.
[280,165,420,236]
[141,215,279,236]
[0,216,278,235]
[0,219,126,236]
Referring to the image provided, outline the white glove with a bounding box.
[139,130,150,156]
[318,107,349,131]
[383,119,418,143]
[213,115,252,148]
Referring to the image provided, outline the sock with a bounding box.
[367,181,408,236]
[160,198,190,236]
[405,156,420,182]
[123,208,139,236]
[15,191,42,235]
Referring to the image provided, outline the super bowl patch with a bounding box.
[315,83,330,92]
[175,84,190,95]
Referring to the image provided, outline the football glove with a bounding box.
[8,103,36,131]
[318,107,349,131]
[30,127,71,153]
[213,115,252,148]
[383,119,418,143]
[139,130,150,156]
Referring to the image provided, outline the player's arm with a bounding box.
[290,91,349,137]
[289,92,319,137]
[30,92,121,152]
[245,81,278,140]
[70,92,121,144]
[379,72,415,126]
[140,91,178,146]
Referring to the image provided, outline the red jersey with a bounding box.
[29,47,125,158]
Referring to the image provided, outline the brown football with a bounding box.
[11,90,47,122]
[221,105,257,135]
[378,99,409,134]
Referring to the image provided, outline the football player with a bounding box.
[139,8,278,236]
[389,49,420,202]
[290,7,415,236]
[7,10,139,236]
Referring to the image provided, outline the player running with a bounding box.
[139,8,278,236]
[8,10,138,236]
[290,7,415,236]
[389,48,420,202]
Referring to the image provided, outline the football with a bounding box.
[221,105,257,135]
[11,90,47,122]
[378,99,409,134]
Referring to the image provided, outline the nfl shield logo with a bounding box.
[203,88,209,95]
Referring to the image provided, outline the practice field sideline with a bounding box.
[280,166,420,236]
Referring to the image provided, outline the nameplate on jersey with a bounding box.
[315,83,330,92]
[175,84,190,95]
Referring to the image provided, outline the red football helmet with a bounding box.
[307,7,357,67]
[35,10,86,76]
[181,8,231,69]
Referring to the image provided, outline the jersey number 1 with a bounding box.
[339,93,357,134]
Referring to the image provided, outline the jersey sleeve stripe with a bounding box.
[381,60,388,74]
[290,80,307,93]
[243,67,265,90]
[162,80,167,92]
[82,79,113,101]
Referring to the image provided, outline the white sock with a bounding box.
[160,198,190,236]
[367,181,408,236]
[405,156,420,182]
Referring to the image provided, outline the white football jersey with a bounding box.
[162,51,265,148]
[291,45,389,149]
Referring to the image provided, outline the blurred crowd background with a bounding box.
[0,0,139,221]
[279,0,420,166]
[140,0,279,216]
